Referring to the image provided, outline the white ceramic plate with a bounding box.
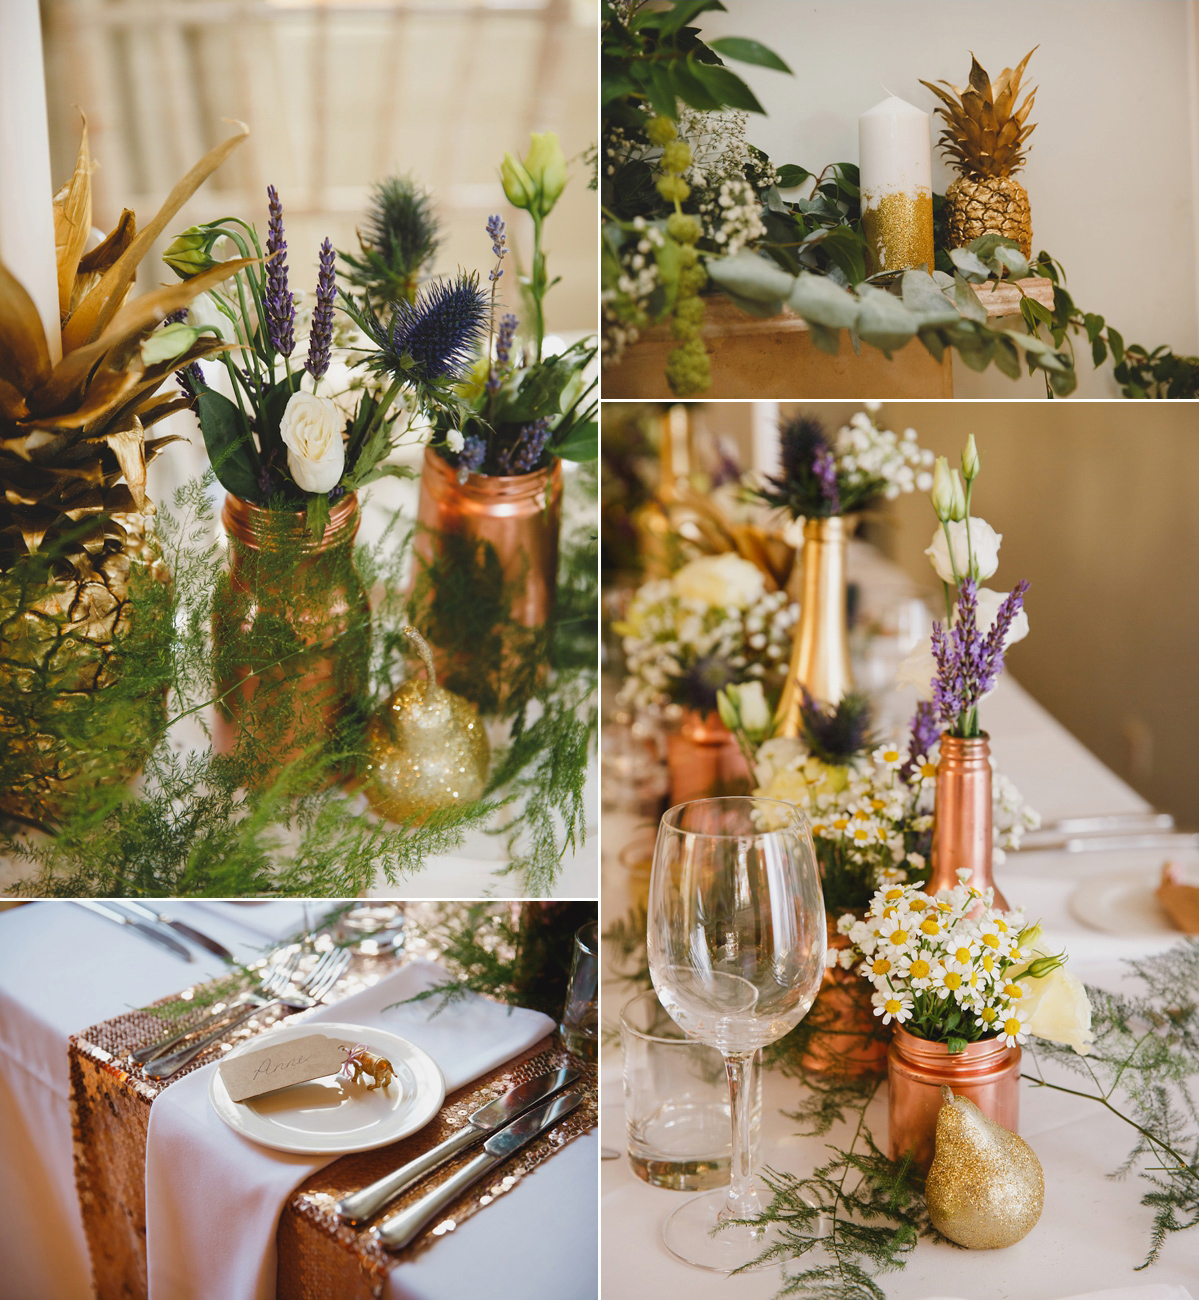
[1068,868,1193,936]
[208,1021,445,1154]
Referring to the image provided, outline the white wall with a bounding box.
[695,0,1199,398]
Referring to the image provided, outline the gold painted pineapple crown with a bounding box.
[920,48,1038,180]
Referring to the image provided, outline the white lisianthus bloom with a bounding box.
[733,680,771,734]
[279,392,345,494]
[1017,960,1094,1055]
[925,518,1002,583]
[671,553,765,610]
[446,429,465,454]
[187,291,239,344]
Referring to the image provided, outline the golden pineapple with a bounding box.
[920,49,1038,257]
[0,123,249,828]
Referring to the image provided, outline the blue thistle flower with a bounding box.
[380,272,489,382]
[265,184,295,357]
[306,237,336,380]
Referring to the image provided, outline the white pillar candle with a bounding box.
[858,95,935,276]
[0,0,62,363]
[751,401,780,478]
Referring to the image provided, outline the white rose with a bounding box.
[279,392,345,494]
[734,680,771,734]
[925,518,1002,584]
[446,429,465,454]
[672,553,766,610]
[1018,961,1094,1056]
[187,291,239,344]
[895,636,937,701]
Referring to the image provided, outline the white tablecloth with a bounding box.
[0,901,597,1300]
[600,546,1199,1298]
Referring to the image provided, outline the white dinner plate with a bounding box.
[208,1021,445,1154]
[1068,867,1195,936]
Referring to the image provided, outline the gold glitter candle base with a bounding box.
[861,188,935,275]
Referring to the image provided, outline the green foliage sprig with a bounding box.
[339,175,441,305]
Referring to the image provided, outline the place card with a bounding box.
[219,1034,349,1103]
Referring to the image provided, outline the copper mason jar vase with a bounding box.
[665,708,751,805]
[926,731,1008,910]
[888,1026,1020,1174]
[800,917,890,1078]
[212,492,370,780]
[776,515,854,736]
[412,448,562,704]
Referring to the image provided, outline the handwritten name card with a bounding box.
[219,1034,350,1103]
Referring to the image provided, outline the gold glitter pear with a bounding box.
[925,1085,1044,1249]
[363,627,490,824]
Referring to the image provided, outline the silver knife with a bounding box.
[71,899,194,962]
[1037,812,1174,836]
[115,901,234,961]
[336,1066,581,1225]
[1013,832,1199,854]
[375,1089,585,1252]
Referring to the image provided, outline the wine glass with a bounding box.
[647,796,826,1271]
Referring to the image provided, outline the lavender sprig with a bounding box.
[930,577,1029,736]
[265,184,295,357]
[306,237,335,380]
[456,433,487,483]
[908,699,940,760]
[486,312,518,394]
[498,417,552,475]
[486,213,507,282]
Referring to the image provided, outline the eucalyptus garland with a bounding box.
[1,467,597,897]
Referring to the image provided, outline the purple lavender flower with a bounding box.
[265,184,295,357]
[456,433,487,483]
[486,312,519,394]
[929,578,1030,734]
[499,418,552,475]
[306,237,336,380]
[908,699,940,760]
[812,445,841,513]
[486,214,507,282]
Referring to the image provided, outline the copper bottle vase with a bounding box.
[888,1027,1021,1174]
[926,732,1008,910]
[776,515,854,736]
[212,492,370,780]
[666,708,752,805]
[411,448,562,705]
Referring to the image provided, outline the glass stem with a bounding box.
[722,1050,762,1221]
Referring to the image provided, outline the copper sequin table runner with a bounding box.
[68,952,596,1300]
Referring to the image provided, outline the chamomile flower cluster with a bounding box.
[614,555,797,713]
[833,409,935,502]
[839,875,1045,1050]
[755,735,936,903]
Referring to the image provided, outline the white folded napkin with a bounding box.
[145,959,555,1300]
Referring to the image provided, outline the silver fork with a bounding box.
[131,948,304,1065]
[143,946,352,1080]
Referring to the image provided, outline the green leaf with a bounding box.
[645,62,677,117]
[776,164,811,189]
[817,226,868,285]
[900,269,960,326]
[670,60,723,112]
[494,354,577,424]
[194,388,259,500]
[992,334,1022,379]
[658,0,726,38]
[1091,335,1108,368]
[1107,326,1125,367]
[788,273,858,329]
[952,273,988,324]
[946,1035,968,1056]
[554,419,598,463]
[854,286,917,356]
[305,492,331,539]
[993,246,1029,280]
[689,60,766,113]
[706,249,796,303]
[706,36,791,73]
[949,247,990,283]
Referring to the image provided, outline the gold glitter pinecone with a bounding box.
[944,175,1033,259]
[921,49,1038,258]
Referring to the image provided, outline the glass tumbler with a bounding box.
[621,989,761,1191]
[560,921,599,1060]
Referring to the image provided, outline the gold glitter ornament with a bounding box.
[363,627,490,823]
[925,1085,1044,1249]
